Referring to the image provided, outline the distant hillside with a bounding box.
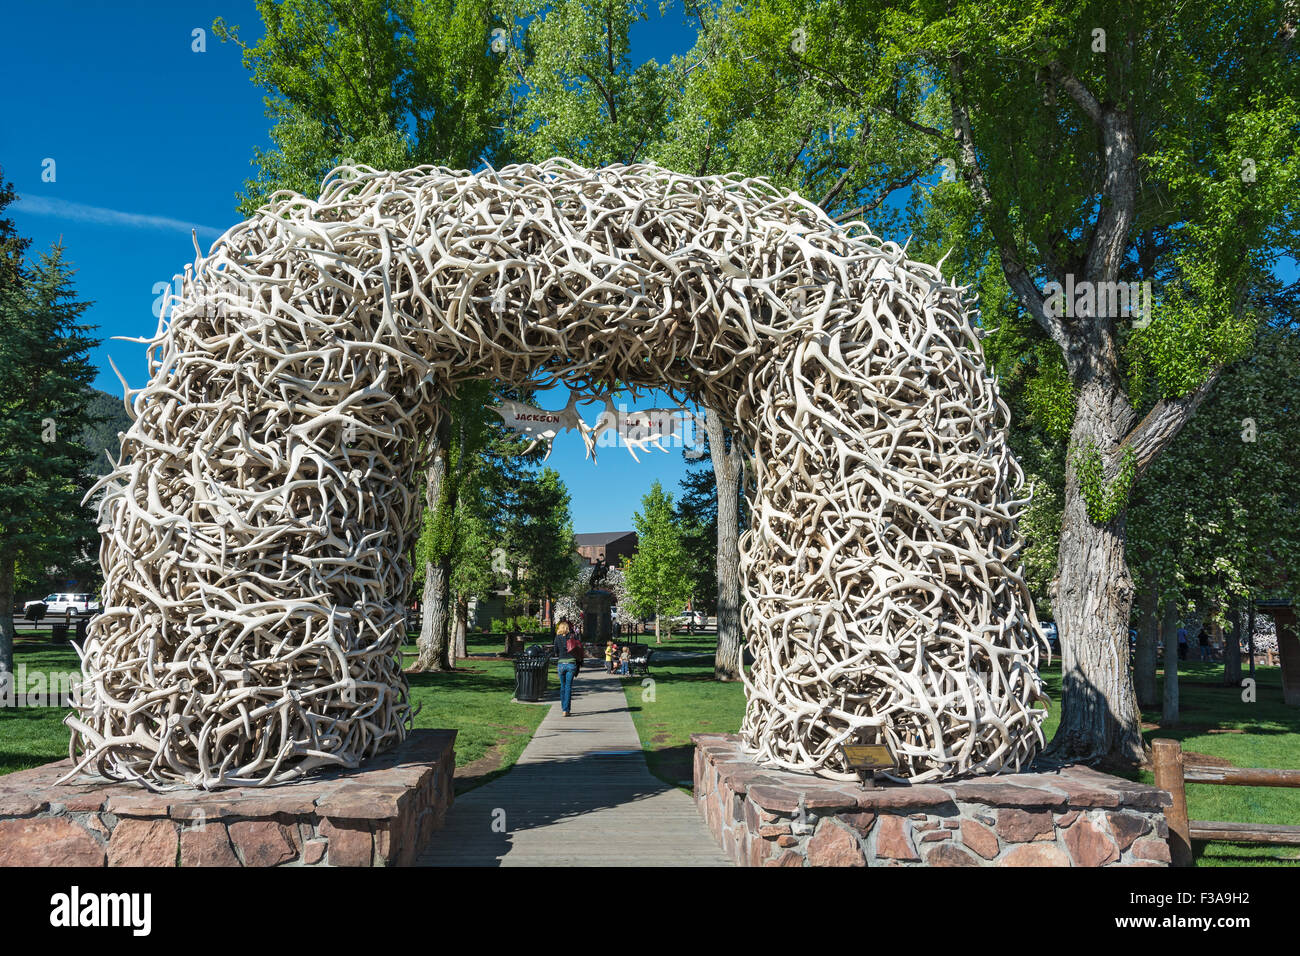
[77,388,132,476]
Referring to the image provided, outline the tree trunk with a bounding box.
[1135,585,1159,708]
[654,600,661,644]
[0,549,15,694]
[414,439,452,672]
[452,596,468,662]
[1161,597,1180,726]
[1247,602,1257,677]
[1223,604,1242,687]
[708,409,744,681]
[1045,382,1144,767]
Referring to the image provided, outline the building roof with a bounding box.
[574,531,636,548]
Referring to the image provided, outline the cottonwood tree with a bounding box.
[709,0,1299,765]
[1129,303,1300,709]
[623,481,693,644]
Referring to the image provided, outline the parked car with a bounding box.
[1041,620,1060,655]
[673,610,707,628]
[24,593,100,617]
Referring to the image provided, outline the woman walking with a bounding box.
[554,620,583,717]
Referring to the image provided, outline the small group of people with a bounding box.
[604,641,631,676]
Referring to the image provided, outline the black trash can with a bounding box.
[75,617,89,641]
[513,645,549,701]
[50,622,69,643]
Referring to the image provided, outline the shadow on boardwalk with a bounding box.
[418,669,731,867]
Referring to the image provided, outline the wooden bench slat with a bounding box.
[1189,820,1300,845]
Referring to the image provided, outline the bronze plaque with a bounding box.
[841,743,894,770]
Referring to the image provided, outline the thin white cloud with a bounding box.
[14,194,224,239]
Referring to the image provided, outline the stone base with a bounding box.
[0,729,456,867]
[693,733,1172,867]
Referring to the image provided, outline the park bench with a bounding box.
[624,643,652,677]
[1152,737,1300,866]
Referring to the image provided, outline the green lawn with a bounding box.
[0,633,548,795]
[620,632,746,789]
[623,635,1300,866]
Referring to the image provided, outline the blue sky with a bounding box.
[5,4,1295,533]
[1,1,703,533]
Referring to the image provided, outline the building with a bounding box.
[574,531,637,568]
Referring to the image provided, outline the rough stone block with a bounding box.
[108,818,178,867]
[875,815,919,861]
[0,817,105,867]
[960,819,999,860]
[926,843,979,866]
[321,818,374,867]
[806,820,866,867]
[996,809,1054,843]
[228,820,299,867]
[179,824,239,867]
[999,844,1070,866]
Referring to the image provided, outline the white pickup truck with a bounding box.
[23,593,101,617]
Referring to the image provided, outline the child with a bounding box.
[605,641,616,673]
[618,645,631,676]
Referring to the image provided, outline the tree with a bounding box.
[412,380,502,670]
[507,468,578,631]
[215,0,506,215]
[677,413,750,679]
[705,0,1300,766]
[622,481,693,644]
[0,225,99,683]
[1129,303,1300,706]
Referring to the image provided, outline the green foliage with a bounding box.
[488,614,546,635]
[75,388,131,478]
[215,0,506,215]
[498,467,578,609]
[1129,316,1300,617]
[1073,441,1137,525]
[622,480,693,622]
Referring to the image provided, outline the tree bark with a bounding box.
[1223,604,1242,687]
[414,437,452,672]
[1045,381,1145,767]
[1162,597,1180,726]
[1135,584,1159,708]
[452,595,468,662]
[708,408,744,681]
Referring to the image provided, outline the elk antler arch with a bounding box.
[70,159,1048,789]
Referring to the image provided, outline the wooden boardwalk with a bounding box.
[418,666,731,867]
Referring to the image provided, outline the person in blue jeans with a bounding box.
[553,620,583,717]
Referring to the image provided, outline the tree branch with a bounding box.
[947,56,1073,356]
[1121,369,1223,477]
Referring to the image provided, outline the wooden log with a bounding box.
[1182,765,1300,787]
[1152,738,1193,867]
[1188,821,1300,845]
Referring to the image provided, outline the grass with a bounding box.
[0,632,548,795]
[620,631,746,791]
[622,636,1300,866]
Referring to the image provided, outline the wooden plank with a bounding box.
[1183,765,1300,787]
[1189,820,1300,845]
